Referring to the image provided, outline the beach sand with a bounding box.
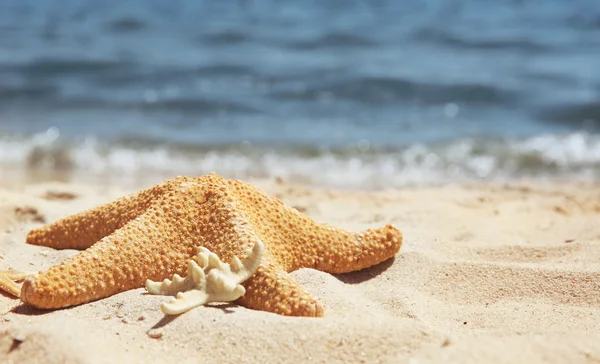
[0,178,599,363]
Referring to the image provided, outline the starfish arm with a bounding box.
[21,208,194,309]
[25,178,186,250]
[238,265,324,317]
[225,180,402,274]
[312,224,403,274]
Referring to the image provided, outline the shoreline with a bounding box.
[2,130,600,191]
[1,177,599,363]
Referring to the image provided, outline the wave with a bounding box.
[270,76,519,106]
[282,33,378,50]
[1,130,599,188]
[135,97,260,114]
[566,13,600,30]
[0,84,58,103]
[3,58,132,79]
[413,28,551,53]
[539,101,600,128]
[0,89,259,115]
[105,16,148,33]
[1,57,260,90]
[199,30,250,45]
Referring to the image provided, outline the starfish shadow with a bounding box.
[333,257,396,285]
[11,303,52,316]
[207,302,238,314]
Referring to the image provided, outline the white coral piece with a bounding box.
[145,241,264,315]
[0,270,37,297]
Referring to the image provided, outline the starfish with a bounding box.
[3,174,402,317]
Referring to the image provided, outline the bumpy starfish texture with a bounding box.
[9,173,401,316]
[146,240,264,315]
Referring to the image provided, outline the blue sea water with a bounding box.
[1,0,600,187]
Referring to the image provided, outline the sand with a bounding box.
[0,178,599,363]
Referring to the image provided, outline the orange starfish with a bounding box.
[3,174,402,316]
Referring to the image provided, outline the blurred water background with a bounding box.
[1,0,600,188]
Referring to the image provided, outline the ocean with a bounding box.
[1,0,600,188]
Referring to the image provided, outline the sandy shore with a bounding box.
[1,178,599,363]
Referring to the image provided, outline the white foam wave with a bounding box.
[1,130,599,188]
